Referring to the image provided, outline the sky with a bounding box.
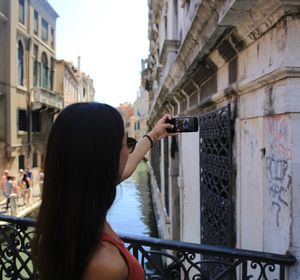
[47,0,149,108]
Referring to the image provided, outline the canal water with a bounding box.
[24,161,160,278]
[108,161,158,237]
[29,161,158,238]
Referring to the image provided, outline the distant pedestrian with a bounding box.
[1,170,9,195]
[4,176,13,210]
[25,166,33,180]
[18,169,31,205]
[37,170,44,194]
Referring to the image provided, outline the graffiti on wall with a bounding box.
[266,116,291,227]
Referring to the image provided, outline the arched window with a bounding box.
[18,155,25,170]
[41,52,48,89]
[18,41,24,85]
[33,152,38,168]
[50,58,55,90]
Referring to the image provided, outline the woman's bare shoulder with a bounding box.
[83,241,128,280]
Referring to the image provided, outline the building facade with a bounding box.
[133,59,150,141]
[146,0,300,278]
[56,58,95,108]
[117,102,135,137]
[56,60,79,107]
[0,0,61,176]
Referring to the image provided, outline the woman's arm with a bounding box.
[120,114,176,182]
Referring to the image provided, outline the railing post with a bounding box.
[280,264,285,280]
[242,260,248,280]
[10,194,18,216]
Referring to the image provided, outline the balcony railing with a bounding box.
[0,214,296,280]
[31,88,63,110]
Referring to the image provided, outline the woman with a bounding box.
[18,169,31,205]
[32,102,175,280]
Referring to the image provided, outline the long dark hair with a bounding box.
[32,102,124,280]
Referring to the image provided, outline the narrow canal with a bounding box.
[108,161,158,237]
[28,161,158,238]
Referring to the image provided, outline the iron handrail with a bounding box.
[119,233,296,265]
[0,214,297,280]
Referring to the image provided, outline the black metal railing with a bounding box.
[0,214,296,280]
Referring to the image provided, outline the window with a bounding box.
[34,10,39,35]
[18,41,24,86]
[19,155,25,170]
[32,152,38,168]
[229,57,238,84]
[32,110,41,132]
[50,58,55,90]
[41,52,48,89]
[17,109,27,131]
[33,45,38,86]
[164,15,167,38]
[201,73,217,100]
[19,0,25,24]
[41,18,48,43]
[50,27,55,48]
[173,0,178,38]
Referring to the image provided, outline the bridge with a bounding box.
[0,186,41,219]
[0,214,296,279]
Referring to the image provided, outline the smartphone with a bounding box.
[166,116,198,133]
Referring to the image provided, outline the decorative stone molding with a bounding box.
[0,11,8,23]
[31,88,63,110]
[31,0,59,18]
[159,40,181,65]
[235,66,300,95]
[181,0,190,8]
[148,0,300,124]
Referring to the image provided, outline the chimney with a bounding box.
[77,56,81,72]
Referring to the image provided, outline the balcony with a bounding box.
[31,88,63,111]
[0,215,296,279]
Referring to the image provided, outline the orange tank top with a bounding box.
[101,231,145,280]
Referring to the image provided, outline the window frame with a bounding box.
[41,52,48,89]
[17,108,28,132]
[18,155,25,170]
[41,18,49,43]
[18,41,24,86]
[19,0,25,24]
[34,10,39,35]
[32,110,41,132]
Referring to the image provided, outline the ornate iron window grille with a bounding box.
[0,214,296,280]
[151,140,161,191]
[199,104,234,247]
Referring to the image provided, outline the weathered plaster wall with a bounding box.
[148,1,300,276]
[180,132,200,242]
[238,118,264,251]
[264,116,292,253]
[289,113,300,279]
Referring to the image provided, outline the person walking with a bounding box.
[32,102,176,280]
[3,175,13,210]
[36,170,44,195]
[18,169,31,206]
[1,170,9,195]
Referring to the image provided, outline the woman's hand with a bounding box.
[147,114,177,141]
[120,114,177,182]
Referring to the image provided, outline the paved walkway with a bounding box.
[0,186,41,218]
